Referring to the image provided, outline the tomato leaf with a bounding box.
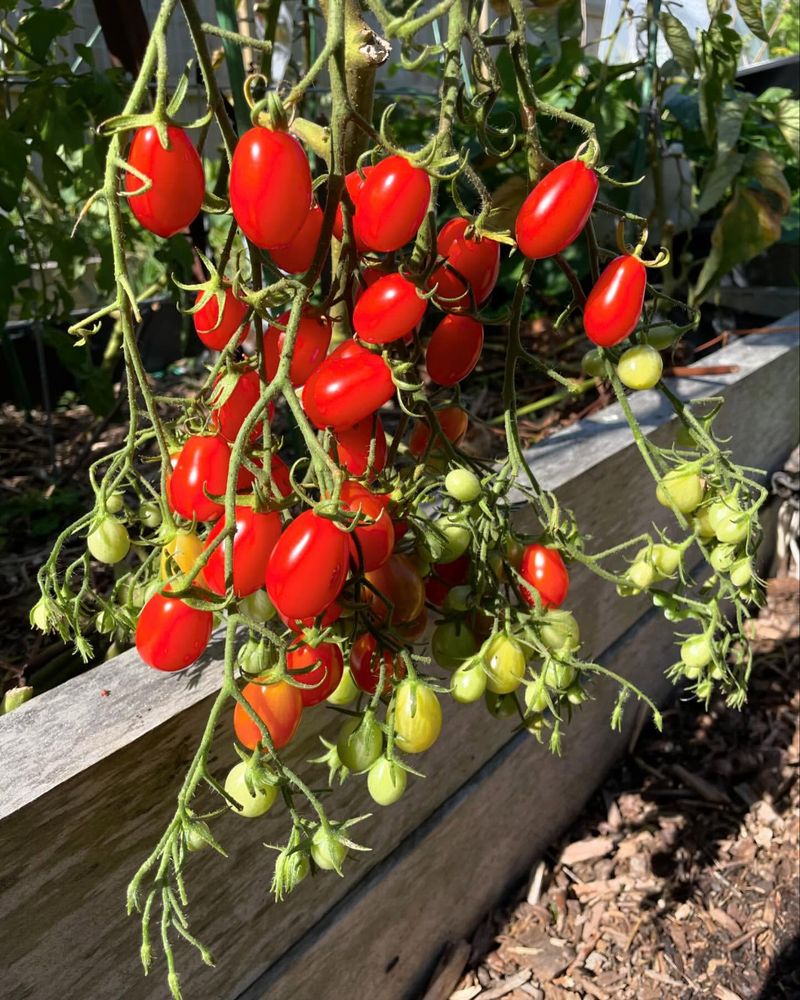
[17,6,74,63]
[660,12,696,76]
[735,0,769,42]
[0,125,28,212]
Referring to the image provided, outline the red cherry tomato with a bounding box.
[354,156,431,252]
[515,160,599,260]
[409,406,469,457]
[264,310,332,387]
[203,506,282,597]
[193,285,249,351]
[519,544,569,608]
[340,481,395,571]
[270,203,324,274]
[425,554,471,607]
[333,416,387,479]
[234,680,303,750]
[350,633,406,696]
[426,315,484,386]
[584,255,647,348]
[287,642,344,706]
[210,368,263,443]
[363,554,425,625]
[266,511,349,619]
[302,340,395,430]
[229,127,312,250]
[169,435,231,523]
[279,600,342,632]
[136,592,213,671]
[353,273,427,345]
[270,454,292,498]
[430,218,500,307]
[125,126,205,239]
[333,168,372,251]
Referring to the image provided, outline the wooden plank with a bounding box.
[0,319,796,999]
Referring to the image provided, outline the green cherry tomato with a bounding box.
[451,662,487,703]
[434,518,471,563]
[543,659,576,689]
[443,585,472,613]
[484,690,517,718]
[239,589,277,623]
[310,827,348,871]
[708,497,750,544]
[337,714,383,773]
[656,468,705,514]
[729,557,753,588]
[139,502,162,528]
[693,506,716,538]
[185,820,212,852]
[539,609,581,654]
[445,468,482,503]
[524,678,551,714]
[224,761,278,818]
[327,667,360,706]
[642,324,682,350]
[106,492,125,514]
[432,620,478,670]
[30,597,50,633]
[367,757,407,806]
[617,344,663,390]
[87,518,130,565]
[709,543,738,573]
[627,558,658,590]
[394,681,442,753]
[483,633,526,694]
[680,634,713,670]
[581,347,605,377]
[652,543,681,576]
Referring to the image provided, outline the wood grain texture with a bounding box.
[0,318,796,1000]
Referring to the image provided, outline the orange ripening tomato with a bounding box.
[409,406,469,457]
[515,160,598,260]
[234,680,303,751]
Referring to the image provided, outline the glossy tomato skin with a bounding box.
[426,315,484,386]
[333,168,372,251]
[302,340,395,430]
[269,202,324,273]
[520,544,569,609]
[125,126,205,238]
[203,507,282,597]
[409,406,469,457]
[270,454,292,498]
[193,285,248,351]
[234,680,303,750]
[353,273,426,345]
[430,218,500,307]
[266,511,349,619]
[584,255,647,347]
[264,310,332,387]
[230,127,312,250]
[288,642,344,706]
[340,481,395,572]
[279,600,341,632]
[169,435,231,523]
[363,554,425,625]
[350,633,406,696]
[515,160,599,260]
[136,592,213,671]
[210,368,263,443]
[334,416,387,479]
[355,156,431,253]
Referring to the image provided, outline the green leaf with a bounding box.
[736,0,769,41]
[746,149,792,214]
[660,12,696,75]
[0,125,28,211]
[696,153,746,214]
[717,94,752,153]
[767,98,800,153]
[17,7,74,63]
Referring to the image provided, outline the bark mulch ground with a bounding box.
[422,577,800,1000]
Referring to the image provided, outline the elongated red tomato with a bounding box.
[426,315,484,386]
[169,435,231,523]
[136,592,212,671]
[266,511,349,619]
[270,454,292,498]
[353,273,426,345]
[264,311,332,387]
[193,285,248,351]
[334,416,387,478]
[584,255,647,347]
[210,368,264,443]
[355,156,431,252]
[234,680,303,750]
[340,481,395,571]
[520,544,569,609]
[409,405,469,457]
[363,554,425,625]
[515,160,598,260]
[350,633,406,696]
[333,168,372,251]
[302,340,395,430]
[270,203,324,274]
[279,600,341,632]
[288,642,344,706]
[125,126,205,238]
[203,506,282,597]
[430,218,500,307]
[230,127,312,250]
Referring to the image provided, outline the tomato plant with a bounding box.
[353,155,431,252]
[266,511,349,620]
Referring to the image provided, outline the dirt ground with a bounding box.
[422,577,800,1000]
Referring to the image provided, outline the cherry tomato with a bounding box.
[409,405,468,457]
[656,468,705,514]
[425,554,471,607]
[136,592,213,671]
[431,620,478,670]
[483,633,526,693]
[337,714,383,773]
[279,600,342,632]
[266,511,349,619]
[339,481,395,571]
[210,368,264,443]
[169,435,231,523]
[302,340,395,430]
[125,125,204,238]
[368,757,407,806]
[363,554,425,625]
[270,454,292,498]
[426,315,484,386]
[234,680,303,751]
[160,529,206,585]
[264,310,332,387]
[203,506,282,597]
[334,416,387,479]
[397,607,428,642]
[269,203,324,274]
[515,159,598,260]
[430,218,500,307]
[287,641,344,706]
[333,168,372,251]
[224,761,277,818]
[393,680,442,753]
[354,155,430,252]
[229,127,312,250]
[519,544,569,609]
[353,273,426,345]
[350,633,406,696]
[617,344,662,390]
[193,284,249,351]
[87,518,130,564]
[584,255,647,347]
[451,662,487,703]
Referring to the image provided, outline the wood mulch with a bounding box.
[422,577,800,1000]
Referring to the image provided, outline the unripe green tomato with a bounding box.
[681,662,702,680]
[487,549,506,581]
[709,543,737,573]
[581,348,605,377]
[88,517,130,564]
[139,502,162,528]
[411,546,432,578]
[224,761,278,818]
[656,468,705,514]
[482,633,526,694]
[539,609,580,654]
[311,827,348,871]
[451,662,487,703]
[185,820,212,852]
[435,518,471,563]
[693,506,716,538]
[393,681,442,753]
[30,598,50,633]
[327,667,360,706]
[729,557,753,588]
[239,589,277,622]
[566,679,587,705]
[524,679,550,714]
[525,712,545,739]
[709,498,750,544]
[628,558,658,590]
[504,535,523,569]
[617,345,663,390]
[642,324,682,350]
[432,620,478,670]
[367,757,407,806]
[484,690,517,718]
[95,608,116,634]
[106,492,125,514]
[696,678,714,700]
[337,714,384,773]
[652,543,681,577]
[445,468,481,503]
[443,585,472,613]
[680,634,713,670]
[543,659,576,689]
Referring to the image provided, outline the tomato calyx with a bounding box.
[615,220,670,268]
